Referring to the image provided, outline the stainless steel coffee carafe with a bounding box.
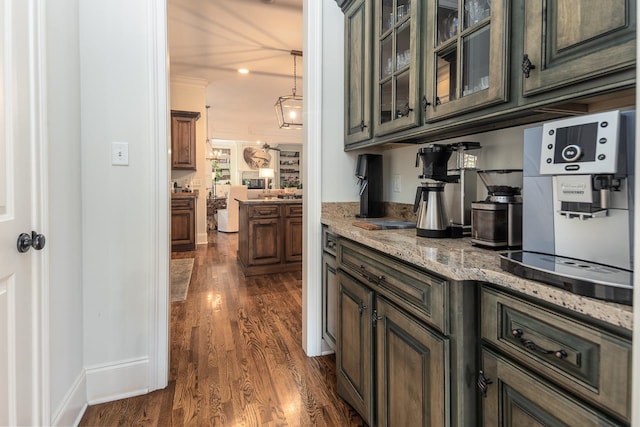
[414,182,449,237]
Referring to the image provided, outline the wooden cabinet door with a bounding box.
[322,252,338,351]
[424,0,509,122]
[284,216,303,262]
[171,199,195,251]
[480,348,620,426]
[171,110,200,170]
[344,0,372,146]
[374,0,421,136]
[375,297,447,427]
[247,218,281,265]
[336,271,374,426]
[521,0,636,97]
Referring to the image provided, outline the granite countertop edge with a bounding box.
[321,215,633,331]
[237,198,302,204]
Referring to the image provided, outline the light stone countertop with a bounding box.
[237,198,302,205]
[321,214,633,331]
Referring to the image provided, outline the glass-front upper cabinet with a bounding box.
[424,0,508,122]
[374,0,421,136]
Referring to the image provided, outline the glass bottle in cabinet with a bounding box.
[425,0,507,122]
[374,0,420,136]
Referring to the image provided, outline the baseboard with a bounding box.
[51,370,87,427]
[85,357,150,404]
[197,232,208,245]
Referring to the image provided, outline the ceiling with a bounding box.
[167,0,304,143]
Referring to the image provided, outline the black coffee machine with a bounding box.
[414,143,479,237]
[355,154,384,218]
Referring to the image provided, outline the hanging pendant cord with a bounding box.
[292,54,297,96]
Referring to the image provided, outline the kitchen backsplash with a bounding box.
[322,202,416,221]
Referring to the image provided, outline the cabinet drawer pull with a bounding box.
[477,370,493,397]
[521,54,536,78]
[511,329,568,360]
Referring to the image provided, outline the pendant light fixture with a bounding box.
[275,50,303,129]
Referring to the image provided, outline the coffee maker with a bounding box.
[355,154,384,218]
[414,144,462,238]
[471,169,523,248]
[500,110,635,305]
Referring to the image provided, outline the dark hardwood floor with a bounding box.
[79,231,364,426]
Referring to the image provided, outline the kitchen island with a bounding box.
[237,198,302,276]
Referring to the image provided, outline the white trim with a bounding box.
[301,0,323,357]
[29,0,49,423]
[147,0,170,391]
[631,22,639,424]
[50,370,86,427]
[85,357,150,404]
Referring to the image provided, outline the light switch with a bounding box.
[393,174,401,192]
[112,142,129,166]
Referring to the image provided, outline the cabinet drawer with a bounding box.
[481,286,631,422]
[481,348,622,426]
[171,198,194,209]
[322,226,337,256]
[249,204,279,218]
[338,238,447,334]
[285,204,303,217]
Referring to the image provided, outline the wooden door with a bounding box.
[322,252,338,350]
[171,198,195,251]
[375,297,447,427]
[0,0,44,423]
[336,271,374,426]
[480,348,620,426]
[247,218,281,265]
[521,0,635,97]
[344,0,372,146]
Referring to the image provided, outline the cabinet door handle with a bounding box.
[511,329,568,359]
[422,95,431,110]
[521,54,536,78]
[371,310,383,326]
[358,303,368,315]
[359,120,368,131]
[477,370,493,397]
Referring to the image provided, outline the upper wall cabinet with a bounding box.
[520,0,636,98]
[344,0,372,146]
[424,0,509,122]
[171,110,201,170]
[374,0,421,136]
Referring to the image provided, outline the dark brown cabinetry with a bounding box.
[480,286,631,425]
[322,227,338,351]
[335,0,635,149]
[336,237,476,427]
[520,0,636,98]
[171,195,196,251]
[171,110,200,170]
[238,202,302,276]
[344,0,373,146]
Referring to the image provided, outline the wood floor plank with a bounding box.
[79,231,364,426]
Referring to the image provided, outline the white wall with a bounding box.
[170,78,208,244]
[79,0,161,403]
[46,0,86,424]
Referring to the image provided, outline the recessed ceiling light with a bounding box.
[238,68,250,75]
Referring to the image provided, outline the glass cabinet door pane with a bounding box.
[380,80,393,123]
[436,48,457,105]
[381,35,393,78]
[462,26,490,97]
[397,0,411,23]
[464,0,490,29]
[437,0,458,45]
[382,0,394,34]
[396,22,411,70]
[395,71,411,117]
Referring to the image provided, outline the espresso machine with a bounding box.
[414,144,464,237]
[500,110,635,305]
[355,154,384,218]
